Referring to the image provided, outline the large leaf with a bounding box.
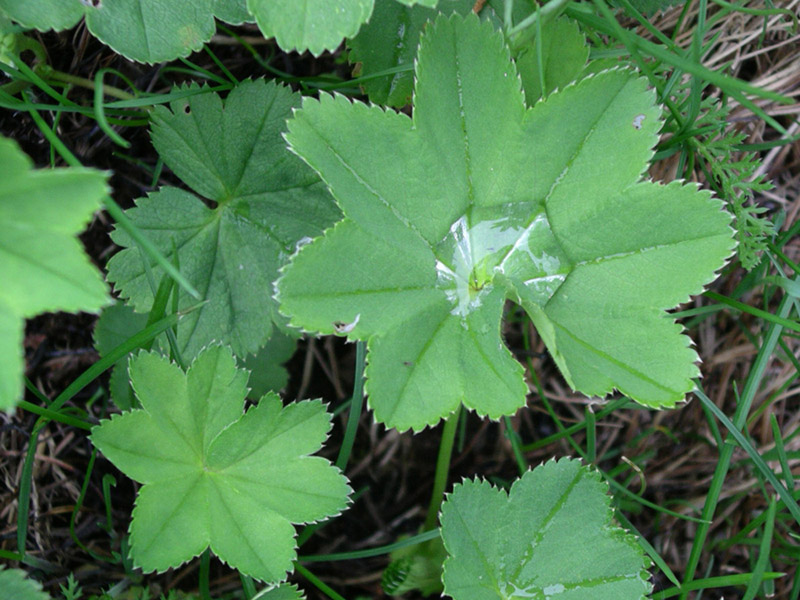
[440,458,651,600]
[347,0,474,107]
[90,345,351,582]
[0,0,245,62]
[107,79,339,360]
[277,14,734,432]
[0,136,110,411]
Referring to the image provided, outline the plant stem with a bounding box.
[17,418,48,556]
[17,398,93,430]
[199,549,211,600]
[423,407,460,532]
[503,416,527,476]
[507,0,572,38]
[295,563,347,600]
[299,529,440,563]
[335,341,366,472]
[239,574,257,599]
[46,69,136,100]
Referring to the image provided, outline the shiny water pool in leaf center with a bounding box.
[434,203,571,317]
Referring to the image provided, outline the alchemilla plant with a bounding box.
[2,0,793,599]
[279,14,734,433]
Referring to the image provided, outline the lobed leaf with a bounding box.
[107,79,339,361]
[90,345,351,582]
[278,14,735,432]
[0,136,110,411]
[440,458,652,600]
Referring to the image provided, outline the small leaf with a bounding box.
[94,302,167,410]
[242,331,297,399]
[278,14,734,432]
[258,584,306,600]
[515,17,589,103]
[90,345,351,582]
[440,458,652,600]
[107,79,339,360]
[0,136,110,411]
[212,0,252,25]
[247,0,374,56]
[0,567,51,600]
[347,0,474,107]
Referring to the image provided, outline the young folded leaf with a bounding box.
[277,14,735,433]
[440,458,651,600]
[0,136,110,411]
[90,345,351,582]
[107,79,339,361]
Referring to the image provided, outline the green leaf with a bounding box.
[440,458,652,600]
[90,345,351,582]
[242,331,297,399]
[0,0,82,31]
[0,136,110,411]
[258,584,306,600]
[0,567,50,600]
[0,565,50,600]
[347,0,474,107]
[0,0,249,62]
[247,0,374,56]
[213,0,252,25]
[278,14,734,432]
[383,537,445,596]
[94,302,169,411]
[107,79,339,360]
[515,17,588,103]
[84,0,216,63]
